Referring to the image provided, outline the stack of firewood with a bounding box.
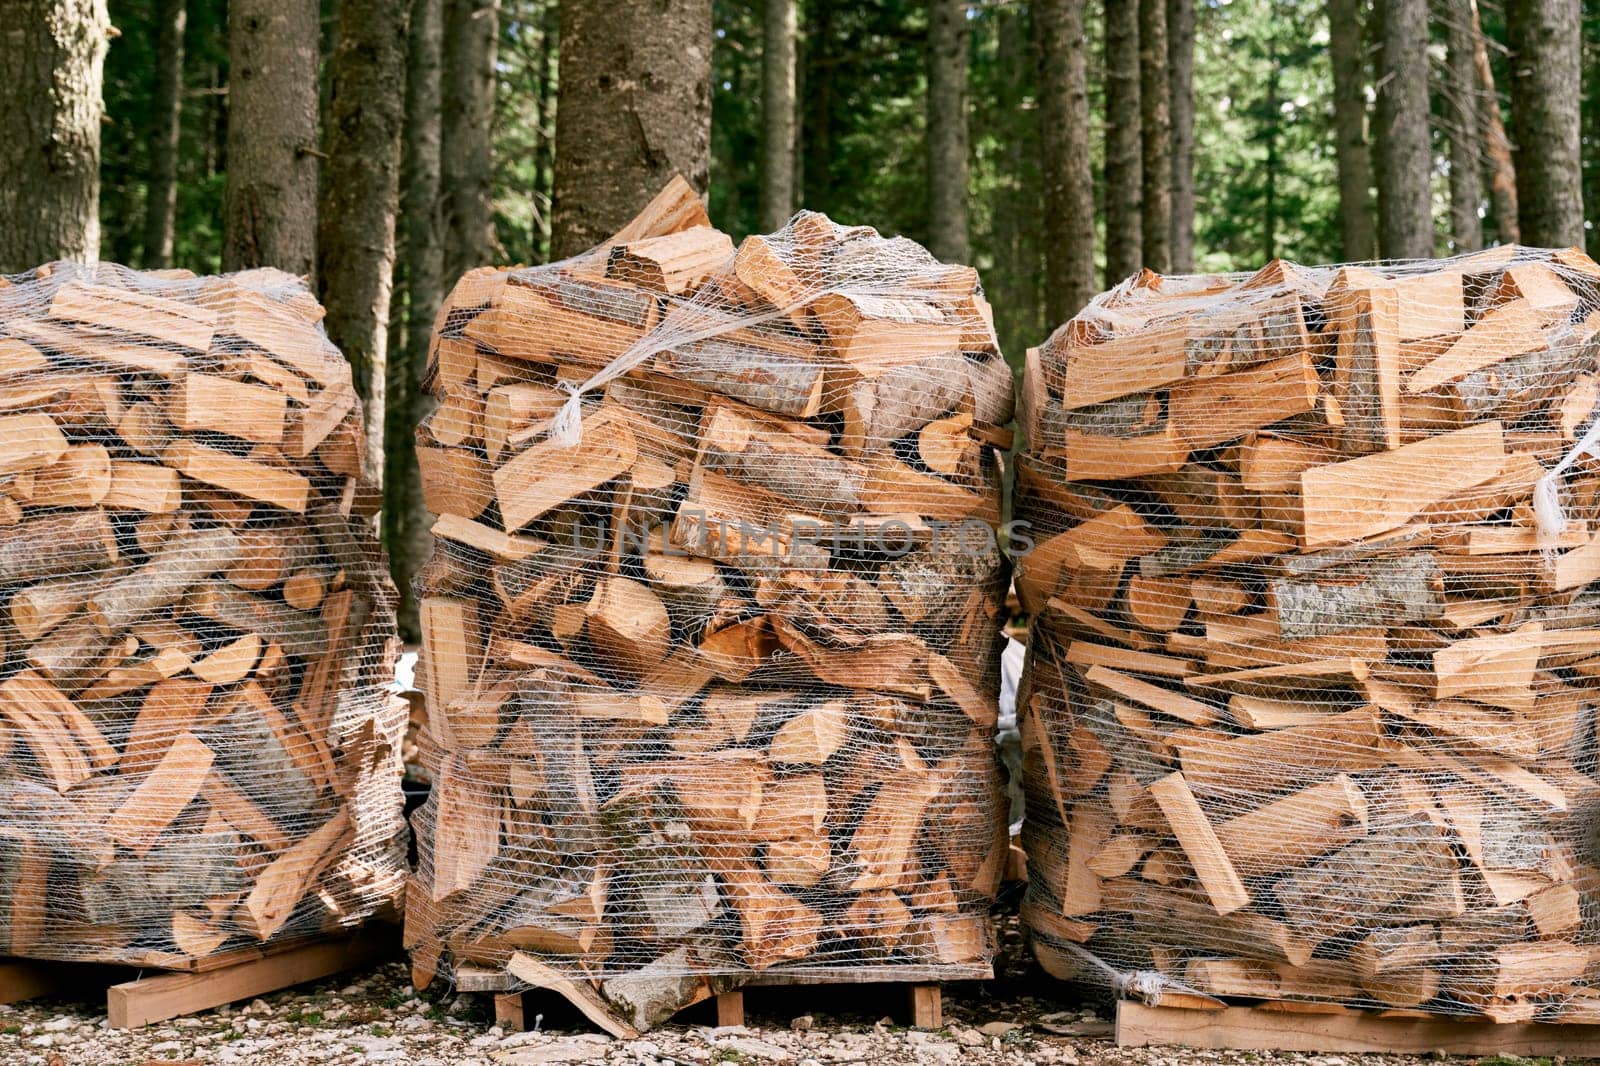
[1016,246,1600,1022]
[0,262,405,967]
[406,179,1012,1033]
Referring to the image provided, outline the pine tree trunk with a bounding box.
[223,0,320,275]
[1166,0,1195,273]
[1138,0,1170,274]
[1103,0,1142,285]
[551,0,712,260]
[801,0,836,213]
[143,0,185,269]
[537,0,558,262]
[441,0,498,279]
[760,0,797,232]
[1038,0,1096,323]
[1444,1,1482,253]
[1505,0,1584,247]
[1263,32,1281,261]
[318,0,407,496]
[993,4,1042,351]
[0,0,109,271]
[1327,0,1375,261]
[1374,0,1432,259]
[1471,0,1518,245]
[389,0,443,640]
[926,0,970,263]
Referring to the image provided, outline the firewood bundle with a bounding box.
[0,262,405,968]
[1016,246,1600,1022]
[405,179,1012,1033]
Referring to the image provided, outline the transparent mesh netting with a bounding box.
[405,181,1011,1034]
[0,261,405,967]
[1014,246,1600,1023]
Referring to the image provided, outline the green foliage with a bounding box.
[496,0,558,266]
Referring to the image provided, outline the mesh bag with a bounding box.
[1015,246,1600,1022]
[406,181,1012,1034]
[0,261,405,967]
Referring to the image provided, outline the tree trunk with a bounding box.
[801,0,835,214]
[223,0,320,276]
[1327,0,1375,261]
[760,0,797,232]
[441,0,498,279]
[1373,0,1432,259]
[318,0,407,493]
[1505,0,1584,246]
[1037,0,1096,323]
[536,0,558,262]
[1166,0,1195,273]
[390,0,444,641]
[1471,0,1518,245]
[0,0,109,271]
[992,4,1042,351]
[551,0,713,260]
[1263,31,1281,261]
[1138,0,1170,274]
[926,0,970,263]
[143,0,186,269]
[1444,0,1482,253]
[1103,0,1142,285]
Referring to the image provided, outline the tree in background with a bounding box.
[1036,0,1094,324]
[926,0,970,263]
[1443,0,1483,253]
[1373,0,1432,259]
[1103,0,1142,285]
[1139,0,1170,274]
[552,0,713,258]
[1326,0,1375,260]
[1167,0,1195,272]
[442,0,499,278]
[318,0,408,484]
[760,0,797,231]
[0,0,111,271]
[1472,0,1518,245]
[389,0,445,639]
[143,0,185,268]
[223,0,319,274]
[1505,0,1584,247]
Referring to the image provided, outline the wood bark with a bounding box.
[441,0,499,280]
[1038,0,1096,323]
[1327,0,1375,261]
[1166,0,1195,273]
[1138,0,1170,274]
[1505,0,1584,246]
[0,0,109,271]
[1374,0,1432,259]
[926,0,970,264]
[143,0,186,269]
[1103,0,1143,285]
[1444,0,1482,253]
[319,0,408,488]
[390,0,444,641]
[551,0,713,260]
[223,0,320,276]
[760,0,797,232]
[1470,0,1518,245]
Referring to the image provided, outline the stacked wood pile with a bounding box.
[0,262,405,968]
[1015,246,1600,1022]
[405,179,1012,1034]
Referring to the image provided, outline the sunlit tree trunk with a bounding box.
[1038,0,1096,322]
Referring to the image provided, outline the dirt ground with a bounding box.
[0,907,1482,1066]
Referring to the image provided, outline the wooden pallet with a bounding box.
[0,923,397,1028]
[1116,1000,1600,1055]
[461,961,993,1034]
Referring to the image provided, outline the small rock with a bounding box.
[978,1021,1018,1037]
[789,1015,814,1032]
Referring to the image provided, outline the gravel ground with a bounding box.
[0,913,1469,1066]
